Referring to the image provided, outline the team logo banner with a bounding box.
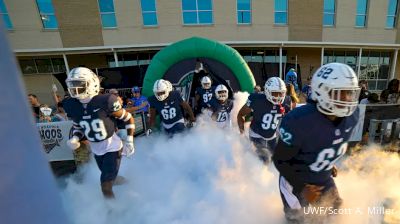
[37,121,74,161]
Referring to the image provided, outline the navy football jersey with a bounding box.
[148,90,185,125]
[63,94,121,142]
[247,93,285,139]
[209,98,234,127]
[195,86,216,110]
[273,102,359,186]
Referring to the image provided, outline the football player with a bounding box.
[237,77,286,163]
[207,84,234,129]
[195,76,215,114]
[62,67,135,199]
[148,79,195,136]
[272,63,360,223]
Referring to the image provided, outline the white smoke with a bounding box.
[60,93,400,224]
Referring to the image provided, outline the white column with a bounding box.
[390,49,398,80]
[357,48,362,78]
[62,54,70,74]
[320,47,324,66]
[279,46,283,79]
[113,49,119,67]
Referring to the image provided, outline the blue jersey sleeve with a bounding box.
[106,94,122,114]
[246,93,256,110]
[277,114,301,148]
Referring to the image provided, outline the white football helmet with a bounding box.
[153,79,171,101]
[165,80,173,92]
[215,84,229,101]
[201,76,212,89]
[65,67,100,101]
[311,63,360,117]
[264,77,287,105]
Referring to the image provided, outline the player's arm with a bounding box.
[180,101,196,122]
[194,93,200,110]
[66,120,85,150]
[112,108,135,156]
[111,109,134,137]
[108,95,135,156]
[272,118,301,185]
[237,105,252,134]
[148,107,157,128]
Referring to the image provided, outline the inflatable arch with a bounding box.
[142,36,256,97]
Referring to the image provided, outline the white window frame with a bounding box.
[140,0,158,27]
[274,0,288,25]
[323,0,336,27]
[98,0,117,29]
[181,0,214,25]
[386,0,399,28]
[0,0,12,30]
[35,0,58,30]
[355,0,369,27]
[237,0,252,25]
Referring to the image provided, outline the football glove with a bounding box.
[66,136,80,150]
[332,165,338,177]
[187,121,196,128]
[122,136,135,157]
[146,128,152,136]
[301,184,324,204]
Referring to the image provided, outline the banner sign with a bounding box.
[349,104,366,142]
[37,112,146,162]
[37,121,74,162]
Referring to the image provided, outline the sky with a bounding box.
[60,92,400,224]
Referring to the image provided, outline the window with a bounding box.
[98,0,117,28]
[36,0,58,29]
[274,0,287,25]
[360,51,391,91]
[324,50,392,91]
[106,52,156,68]
[355,0,368,27]
[0,0,12,30]
[323,0,335,26]
[237,0,251,24]
[182,0,213,25]
[141,0,158,26]
[386,0,399,28]
[19,58,66,74]
[323,50,358,72]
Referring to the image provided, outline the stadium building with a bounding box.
[2,0,400,103]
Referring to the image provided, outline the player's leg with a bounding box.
[249,137,270,163]
[98,150,122,198]
[165,123,185,137]
[318,178,343,209]
[279,176,307,223]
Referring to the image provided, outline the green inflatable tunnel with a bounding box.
[142,36,255,97]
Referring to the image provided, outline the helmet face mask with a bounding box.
[153,79,171,101]
[311,63,360,117]
[65,67,100,101]
[66,80,88,98]
[264,77,287,105]
[201,76,212,89]
[215,84,228,101]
